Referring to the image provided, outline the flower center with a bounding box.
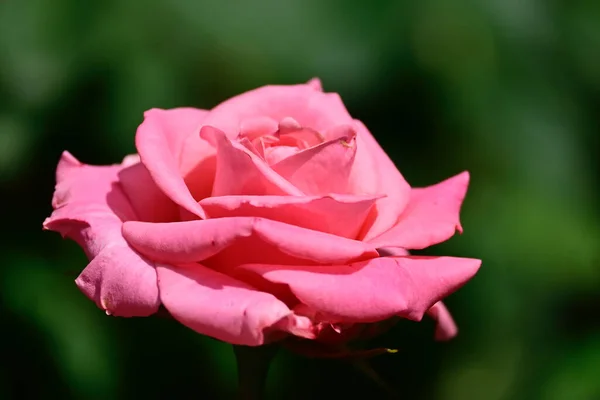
[238,116,326,165]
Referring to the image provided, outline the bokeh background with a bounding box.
[1,0,599,399]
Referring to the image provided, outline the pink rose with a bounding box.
[44,79,480,346]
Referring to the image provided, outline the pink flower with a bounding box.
[44,79,480,346]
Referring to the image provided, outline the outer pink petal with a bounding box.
[239,256,481,323]
[200,126,303,196]
[118,161,179,222]
[122,217,378,266]
[75,241,160,317]
[156,263,316,345]
[135,108,209,218]
[43,152,160,316]
[427,301,458,341]
[368,171,470,249]
[352,120,412,240]
[271,126,357,195]
[199,193,381,239]
[199,83,354,137]
[306,77,323,91]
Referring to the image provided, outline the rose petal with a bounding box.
[271,126,357,195]
[238,137,265,158]
[135,108,209,218]
[199,193,381,239]
[368,171,470,249]
[278,116,302,133]
[239,256,481,323]
[199,83,354,137]
[180,141,216,203]
[75,242,160,317]
[351,120,412,240]
[121,153,141,166]
[156,263,315,345]
[122,217,378,266]
[277,122,324,148]
[45,152,137,249]
[239,116,279,141]
[427,301,458,341]
[263,145,299,165]
[200,126,303,196]
[43,152,160,316]
[306,77,323,91]
[118,162,179,222]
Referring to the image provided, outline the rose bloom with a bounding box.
[44,79,480,347]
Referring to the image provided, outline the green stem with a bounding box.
[233,344,278,400]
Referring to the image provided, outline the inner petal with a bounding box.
[235,116,329,167]
[276,117,325,149]
[199,193,382,239]
[279,127,324,149]
[264,145,299,165]
[238,116,278,141]
[271,125,357,195]
[200,126,302,196]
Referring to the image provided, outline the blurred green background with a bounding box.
[1,0,599,399]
